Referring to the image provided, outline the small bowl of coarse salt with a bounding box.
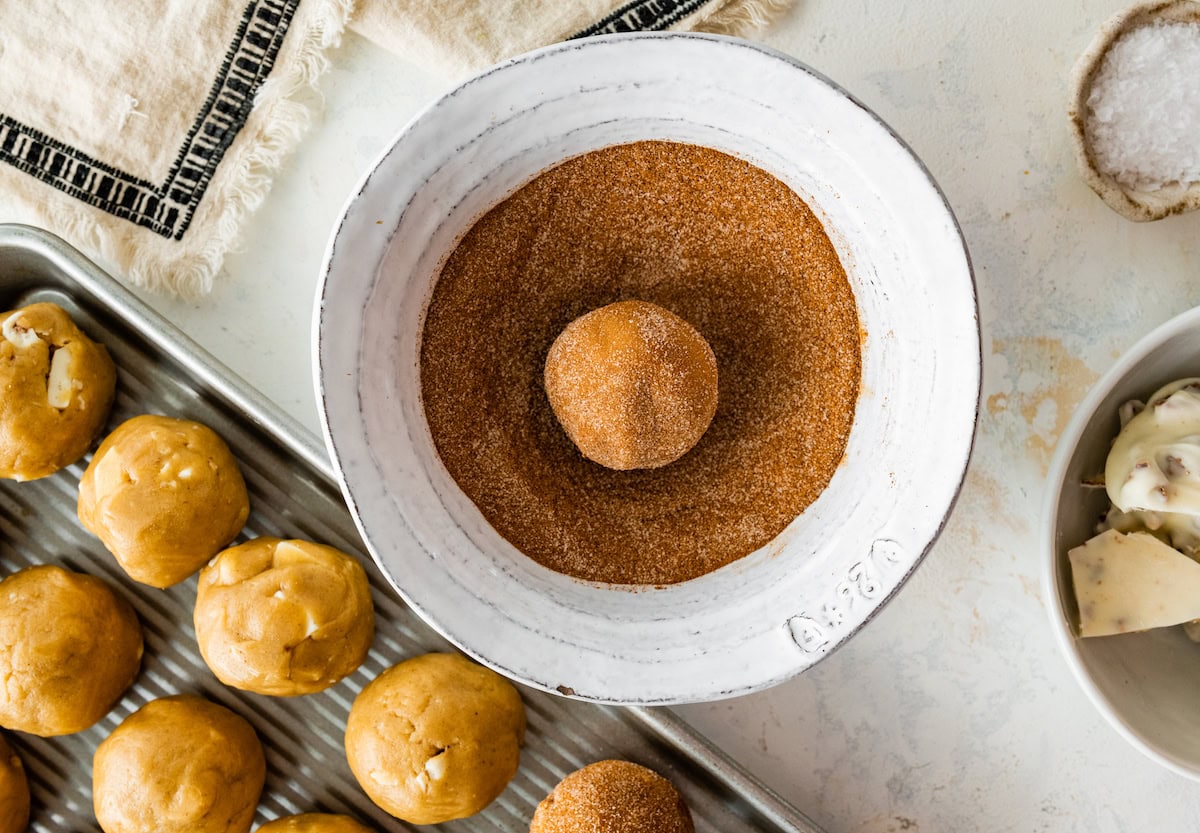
[1069,0,1200,221]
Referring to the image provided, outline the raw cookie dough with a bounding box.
[530,759,695,833]
[195,538,375,696]
[93,695,265,833]
[0,734,29,833]
[0,565,143,736]
[78,414,250,588]
[0,301,116,481]
[544,300,718,470]
[345,653,526,824]
[257,814,377,833]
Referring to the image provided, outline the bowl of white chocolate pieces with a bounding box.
[1044,305,1200,780]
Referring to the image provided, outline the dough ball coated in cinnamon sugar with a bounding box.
[0,565,143,736]
[0,301,116,481]
[345,653,525,824]
[195,537,375,696]
[78,414,250,588]
[530,759,695,833]
[92,695,265,833]
[256,813,378,833]
[544,300,718,470]
[0,734,29,833]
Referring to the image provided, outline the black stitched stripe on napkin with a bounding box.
[573,0,711,37]
[0,0,297,241]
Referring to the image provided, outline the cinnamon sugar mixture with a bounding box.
[420,141,861,585]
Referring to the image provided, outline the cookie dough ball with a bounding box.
[0,565,142,736]
[0,734,29,833]
[0,302,116,481]
[195,537,375,696]
[93,695,265,833]
[530,760,694,833]
[78,414,250,588]
[257,814,377,833]
[544,300,718,470]
[345,653,525,824]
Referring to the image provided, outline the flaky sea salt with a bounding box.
[1085,20,1200,191]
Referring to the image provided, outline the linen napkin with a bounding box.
[0,0,353,296]
[0,0,793,297]
[350,0,795,78]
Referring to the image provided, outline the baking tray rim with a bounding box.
[0,221,825,833]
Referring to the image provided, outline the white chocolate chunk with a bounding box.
[46,346,77,408]
[424,752,447,781]
[1107,378,1200,515]
[1070,528,1200,637]
[2,312,40,349]
[1105,504,1200,558]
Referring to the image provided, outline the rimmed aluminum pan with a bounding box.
[0,224,823,833]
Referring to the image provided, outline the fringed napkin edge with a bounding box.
[684,0,796,36]
[6,0,355,298]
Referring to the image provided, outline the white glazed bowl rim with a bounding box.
[1042,305,1200,781]
[315,32,980,704]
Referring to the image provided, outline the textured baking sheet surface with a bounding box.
[0,226,823,833]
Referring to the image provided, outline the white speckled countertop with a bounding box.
[9,1,1200,830]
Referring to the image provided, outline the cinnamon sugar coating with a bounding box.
[544,300,718,470]
[530,760,694,833]
[421,141,861,585]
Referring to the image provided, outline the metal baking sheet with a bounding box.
[0,224,824,833]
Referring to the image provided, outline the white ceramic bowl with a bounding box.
[315,33,979,704]
[1044,306,1200,779]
